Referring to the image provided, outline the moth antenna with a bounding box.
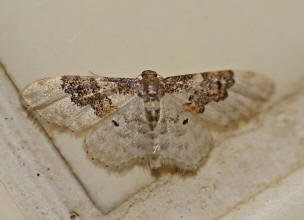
[89,71,100,76]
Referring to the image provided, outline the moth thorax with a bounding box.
[146,84,156,96]
[138,77,162,100]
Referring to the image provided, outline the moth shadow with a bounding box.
[150,167,197,178]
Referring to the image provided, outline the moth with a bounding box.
[22,70,274,171]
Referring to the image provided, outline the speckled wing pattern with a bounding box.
[22,70,274,171]
[22,75,137,131]
[164,70,274,128]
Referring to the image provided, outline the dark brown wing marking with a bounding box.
[61,76,138,118]
[163,74,195,93]
[101,77,138,95]
[164,70,235,113]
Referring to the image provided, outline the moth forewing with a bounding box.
[22,77,68,109]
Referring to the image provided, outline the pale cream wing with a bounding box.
[156,95,214,171]
[22,75,138,131]
[85,97,153,170]
[165,70,274,128]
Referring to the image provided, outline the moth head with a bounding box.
[141,70,158,78]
